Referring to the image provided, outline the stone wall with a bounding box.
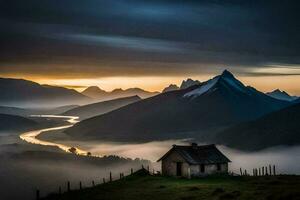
[161,150,228,178]
[161,150,190,178]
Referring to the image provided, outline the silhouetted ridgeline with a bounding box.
[0,77,90,107]
[82,86,159,100]
[215,102,300,151]
[62,96,141,120]
[0,113,37,132]
[65,71,290,144]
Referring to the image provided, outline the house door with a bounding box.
[176,162,182,176]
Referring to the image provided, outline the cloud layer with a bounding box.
[0,0,299,78]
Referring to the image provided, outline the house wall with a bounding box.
[161,150,229,178]
[161,151,191,178]
[190,163,228,177]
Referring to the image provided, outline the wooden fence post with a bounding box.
[240,168,242,176]
[265,166,268,175]
[67,181,70,192]
[79,181,82,190]
[36,189,40,200]
[269,165,272,175]
[92,180,95,187]
[273,165,276,176]
[110,172,112,182]
[131,168,133,175]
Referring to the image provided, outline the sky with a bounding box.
[0,0,300,94]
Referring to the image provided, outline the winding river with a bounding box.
[19,115,89,155]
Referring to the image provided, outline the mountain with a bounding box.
[293,98,300,104]
[82,86,159,100]
[162,84,179,93]
[63,96,141,120]
[0,105,79,117]
[81,86,108,99]
[0,114,37,132]
[162,78,200,93]
[0,78,90,108]
[215,103,300,151]
[266,89,298,101]
[66,70,290,142]
[180,78,201,89]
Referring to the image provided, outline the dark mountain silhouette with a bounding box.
[63,96,141,120]
[82,86,159,100]
[0,114,37,132]
[162,78,200,93]
[0,105,79,117]
[215,103,300,151]
[66,70,290,142]
[266,89,298,102]
[162,84,179,93]
[81,86,108,99]
[0,78,90,107]
[180,78,201,89]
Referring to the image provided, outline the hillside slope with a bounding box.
[66,70,289,142]
[43,170,300,200]
[63,96,141,120]
[0,114,37,132]
[82,86,159,100]
[215,103,300,151]
[0,78,89,107]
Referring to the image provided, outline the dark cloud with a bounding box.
[0,0,299,77]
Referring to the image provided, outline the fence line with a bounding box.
[238,164,276,176]
[35,165,153,200]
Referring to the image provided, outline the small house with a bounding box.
[157,143,230,178]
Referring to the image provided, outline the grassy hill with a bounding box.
[215,102,300,151]
[43,169,300,200]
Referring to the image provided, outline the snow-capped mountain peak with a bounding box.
[183,76,219,97]
[183,70,246,98]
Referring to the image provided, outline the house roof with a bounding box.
[157,144,231,165]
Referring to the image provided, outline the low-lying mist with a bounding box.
[0,141,149,200]
[65,139,300,175]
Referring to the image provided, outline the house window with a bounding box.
[217,163,221,171]
[200,164,205,173]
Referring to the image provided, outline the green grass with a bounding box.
[43,169,300,200]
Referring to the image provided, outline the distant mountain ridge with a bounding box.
[63,96,141,120]
[266,89,298,102]
[180,78,201,89]
[215,102,300,150]
[0,114,37,132]
[0,105,79,117]
[0,78,90,108]
[162,78,200,93]
[66,70,290,142]
[162,84,179,93]
[82,86,159,100]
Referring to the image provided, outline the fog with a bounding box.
[1,131,300,200]
[66,139,300,175]
[219,145,300,175]
[0,134,149,200]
